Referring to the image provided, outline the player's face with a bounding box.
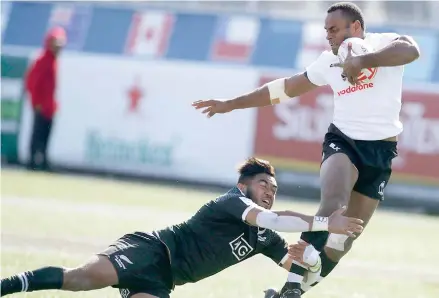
[325,10,362,55]
[246,173,277,210]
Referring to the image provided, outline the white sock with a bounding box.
[287,272,304,283]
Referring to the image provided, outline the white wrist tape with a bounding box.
[311,216,328,231]
[265,78,290,105]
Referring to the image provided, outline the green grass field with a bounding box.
[1,169,439,298]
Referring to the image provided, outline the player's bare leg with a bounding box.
[280,153,358,295]
[295,193,379,296]
[324,190,379,262]
[62,255,118,290]
[0,254,118,296]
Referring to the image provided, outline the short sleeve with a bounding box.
[305,52,329,86]
[216,195,263,222]
[261,231,289,265]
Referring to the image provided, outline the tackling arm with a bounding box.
[243,207,363,237]
[226,73,318,110]
[244,208,329,233]
[359,35,420,68]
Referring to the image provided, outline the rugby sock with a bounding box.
[0,266,64,295]
[320,250,339,277]
[300,231,329,251]
[280,261,307,294]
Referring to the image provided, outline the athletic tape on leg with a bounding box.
[326,233,349,251]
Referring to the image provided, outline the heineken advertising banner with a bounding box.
[19,53,258,185]
[1,55,29,163]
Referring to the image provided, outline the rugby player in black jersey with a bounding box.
[1,157,363,298]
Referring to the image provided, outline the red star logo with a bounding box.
[127,78,143,112]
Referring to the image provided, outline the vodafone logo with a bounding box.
[337,82,374,96]
[358,67,378,82]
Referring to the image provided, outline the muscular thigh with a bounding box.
[318,152,359,216]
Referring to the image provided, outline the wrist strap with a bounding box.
[312,216,328,231]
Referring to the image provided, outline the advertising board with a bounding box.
[254,75,439,185]
[19,54,259,184]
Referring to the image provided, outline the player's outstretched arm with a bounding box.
[192,73,318,118]
[244,206,363,237]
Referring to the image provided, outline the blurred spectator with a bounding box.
[25,27,66,171]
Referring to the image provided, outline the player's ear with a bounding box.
[353,20,362,33]
[237,183,247,194]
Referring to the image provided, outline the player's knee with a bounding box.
[62,267,97,291]
[317,195,349,217]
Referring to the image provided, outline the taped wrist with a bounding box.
[311,216,328,231]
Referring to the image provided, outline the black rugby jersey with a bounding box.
[155,187,288,286]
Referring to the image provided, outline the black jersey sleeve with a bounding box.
[261,231,289,265]
[215,195,260,222]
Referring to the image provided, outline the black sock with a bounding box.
[320,251,339,277]
[1,266,64,296]
[300,231,329,251]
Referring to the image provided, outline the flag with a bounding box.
[47,4,92,51]
[211,16,260,63]
[296,21,330,69]
[125,11,174,57]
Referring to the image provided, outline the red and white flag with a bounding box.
[125,11,174,57]
[211,16,260,62]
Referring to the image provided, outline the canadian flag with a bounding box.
[125,11,174,57]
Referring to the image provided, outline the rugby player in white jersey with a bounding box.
[193,2,420,297]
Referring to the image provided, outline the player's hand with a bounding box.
[331,42,363,85]
[192,99,233,118]
[328,206,364,238]
[288,241,321,272]
[287,241,308,265]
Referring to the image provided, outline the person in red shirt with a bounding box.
[25,27,66,171]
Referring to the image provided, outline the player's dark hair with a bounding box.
[237,157,275,184]
[327,2,365,30]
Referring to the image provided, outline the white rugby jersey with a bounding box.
[306,32,404,140]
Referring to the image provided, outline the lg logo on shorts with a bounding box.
[229,233,254,261]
